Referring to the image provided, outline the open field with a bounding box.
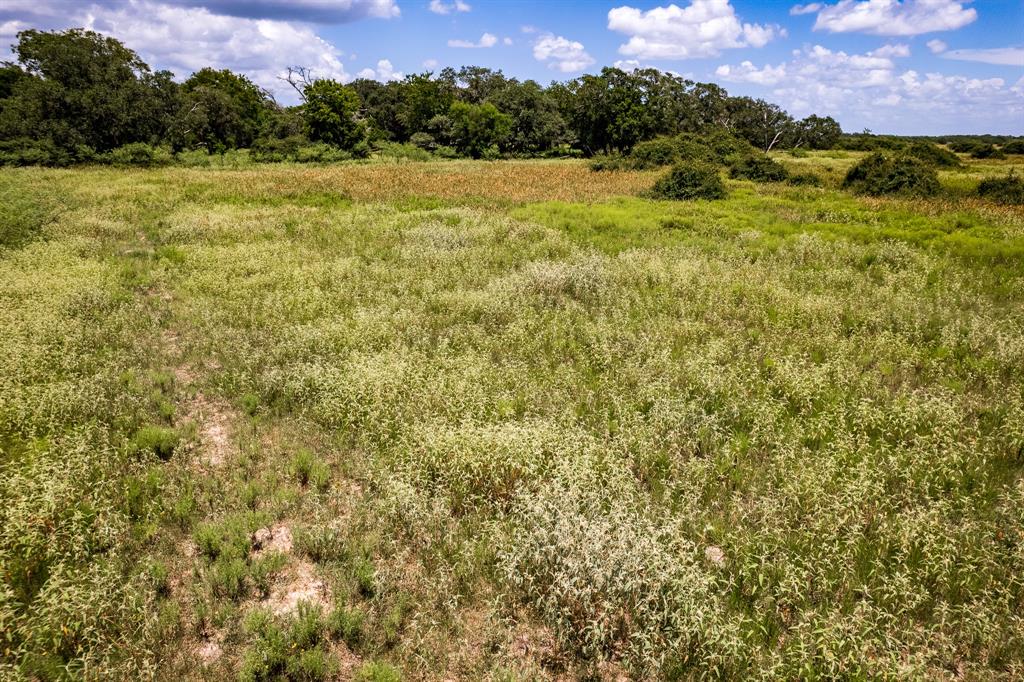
[2,154,1023,680]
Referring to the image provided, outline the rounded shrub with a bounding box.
[906,141,961,167]
[649,162,727,200]
[729,154,789,182]
[842,153,940,197]
[970,144,1006,160]
[1001,139,1024,155]
[629,137,681,169]
[976,172,1024,205]
[787,172,823,187]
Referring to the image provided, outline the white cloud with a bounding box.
[1,1,353,101]
[717,42,1023,133]
[428,0,470,15]
[356,58,403,81]
[942,47,1024,66]
[926,39,947,53]
[790,3,822,15]
[448,31,497,48]
[808,0,976,36]
[608,1,782,60]
[614,59,643,71]
[532,32,594,72]
[870,43,909,58]
[422,58,439,69]
[715,60,787,85]
[502,36,513,45]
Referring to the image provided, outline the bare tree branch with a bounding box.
[279,66,315,102]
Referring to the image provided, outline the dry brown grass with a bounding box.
[69,159,659,206]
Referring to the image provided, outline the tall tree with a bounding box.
[0,29,173,153]
[302,79,365,149]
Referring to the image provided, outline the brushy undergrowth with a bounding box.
[977,172,1024,205]
[2,156,1023,679]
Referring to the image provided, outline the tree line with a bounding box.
[1,28,847,165]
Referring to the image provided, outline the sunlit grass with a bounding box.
[2,156,1023,679]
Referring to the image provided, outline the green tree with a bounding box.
[0,29,172,155]
[174,68,270,151]
[448,101,511,158]
[302,80,365,149]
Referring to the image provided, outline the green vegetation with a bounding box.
[649,162,728,200]
[842,153,940,197]
[1,152,1023,679]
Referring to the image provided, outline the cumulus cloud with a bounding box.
[428,0,469,15]
[807,0,976,36]
[942,47,1024,66]
[422,58,439,69]
[448,31,497,48]
[870,43,909,58]
[356,58,403,81]
[717,42,1022,133]
[715,60,787,85]
[1,1,357,101]
[532,32,594,72]
[608,1,782,60]
[926,39,947,53]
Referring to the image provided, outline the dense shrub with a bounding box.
[1001,139,1024,155]
[588,154,629,172]
[629,137,681,169]
[376,142,432,162]
[976,173,1024,205]
[906,141,961,167]
[251,135,307,162]
[105,143,174,167]
[729,154,789,182]
[842,153,940,197]
[971,144,1006,160]
[649,162,726,200]
[0,138,74,167]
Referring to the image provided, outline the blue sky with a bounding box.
[2,0,1022,134]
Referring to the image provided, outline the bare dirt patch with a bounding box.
[182,393,237,467]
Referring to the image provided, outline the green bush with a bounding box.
[106,143,174,167]
[326,605,365,649]
[842,153,940,197]
[588,154,629,172]
[906,141,961,167]
[728,154,789,182]
[295,143,355,164]
[976,173,1024,205]
[628,137,681,169]
[970,144,1006,160]
[649,162,727,201]
[376,142,432,162]
[1001,139,1024,155]
[251,135,307,163]
[0,138,74,166]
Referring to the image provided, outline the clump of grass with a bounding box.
[354,661,402,682]
[326,604,365,649]
[240,603,338,682]
[131,425,180,461]
[842,153,940,197]
[649,162,726,200]
[976,172,1024,205]
[289,449,330,491]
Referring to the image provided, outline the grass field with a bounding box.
[1,153,1023,680]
